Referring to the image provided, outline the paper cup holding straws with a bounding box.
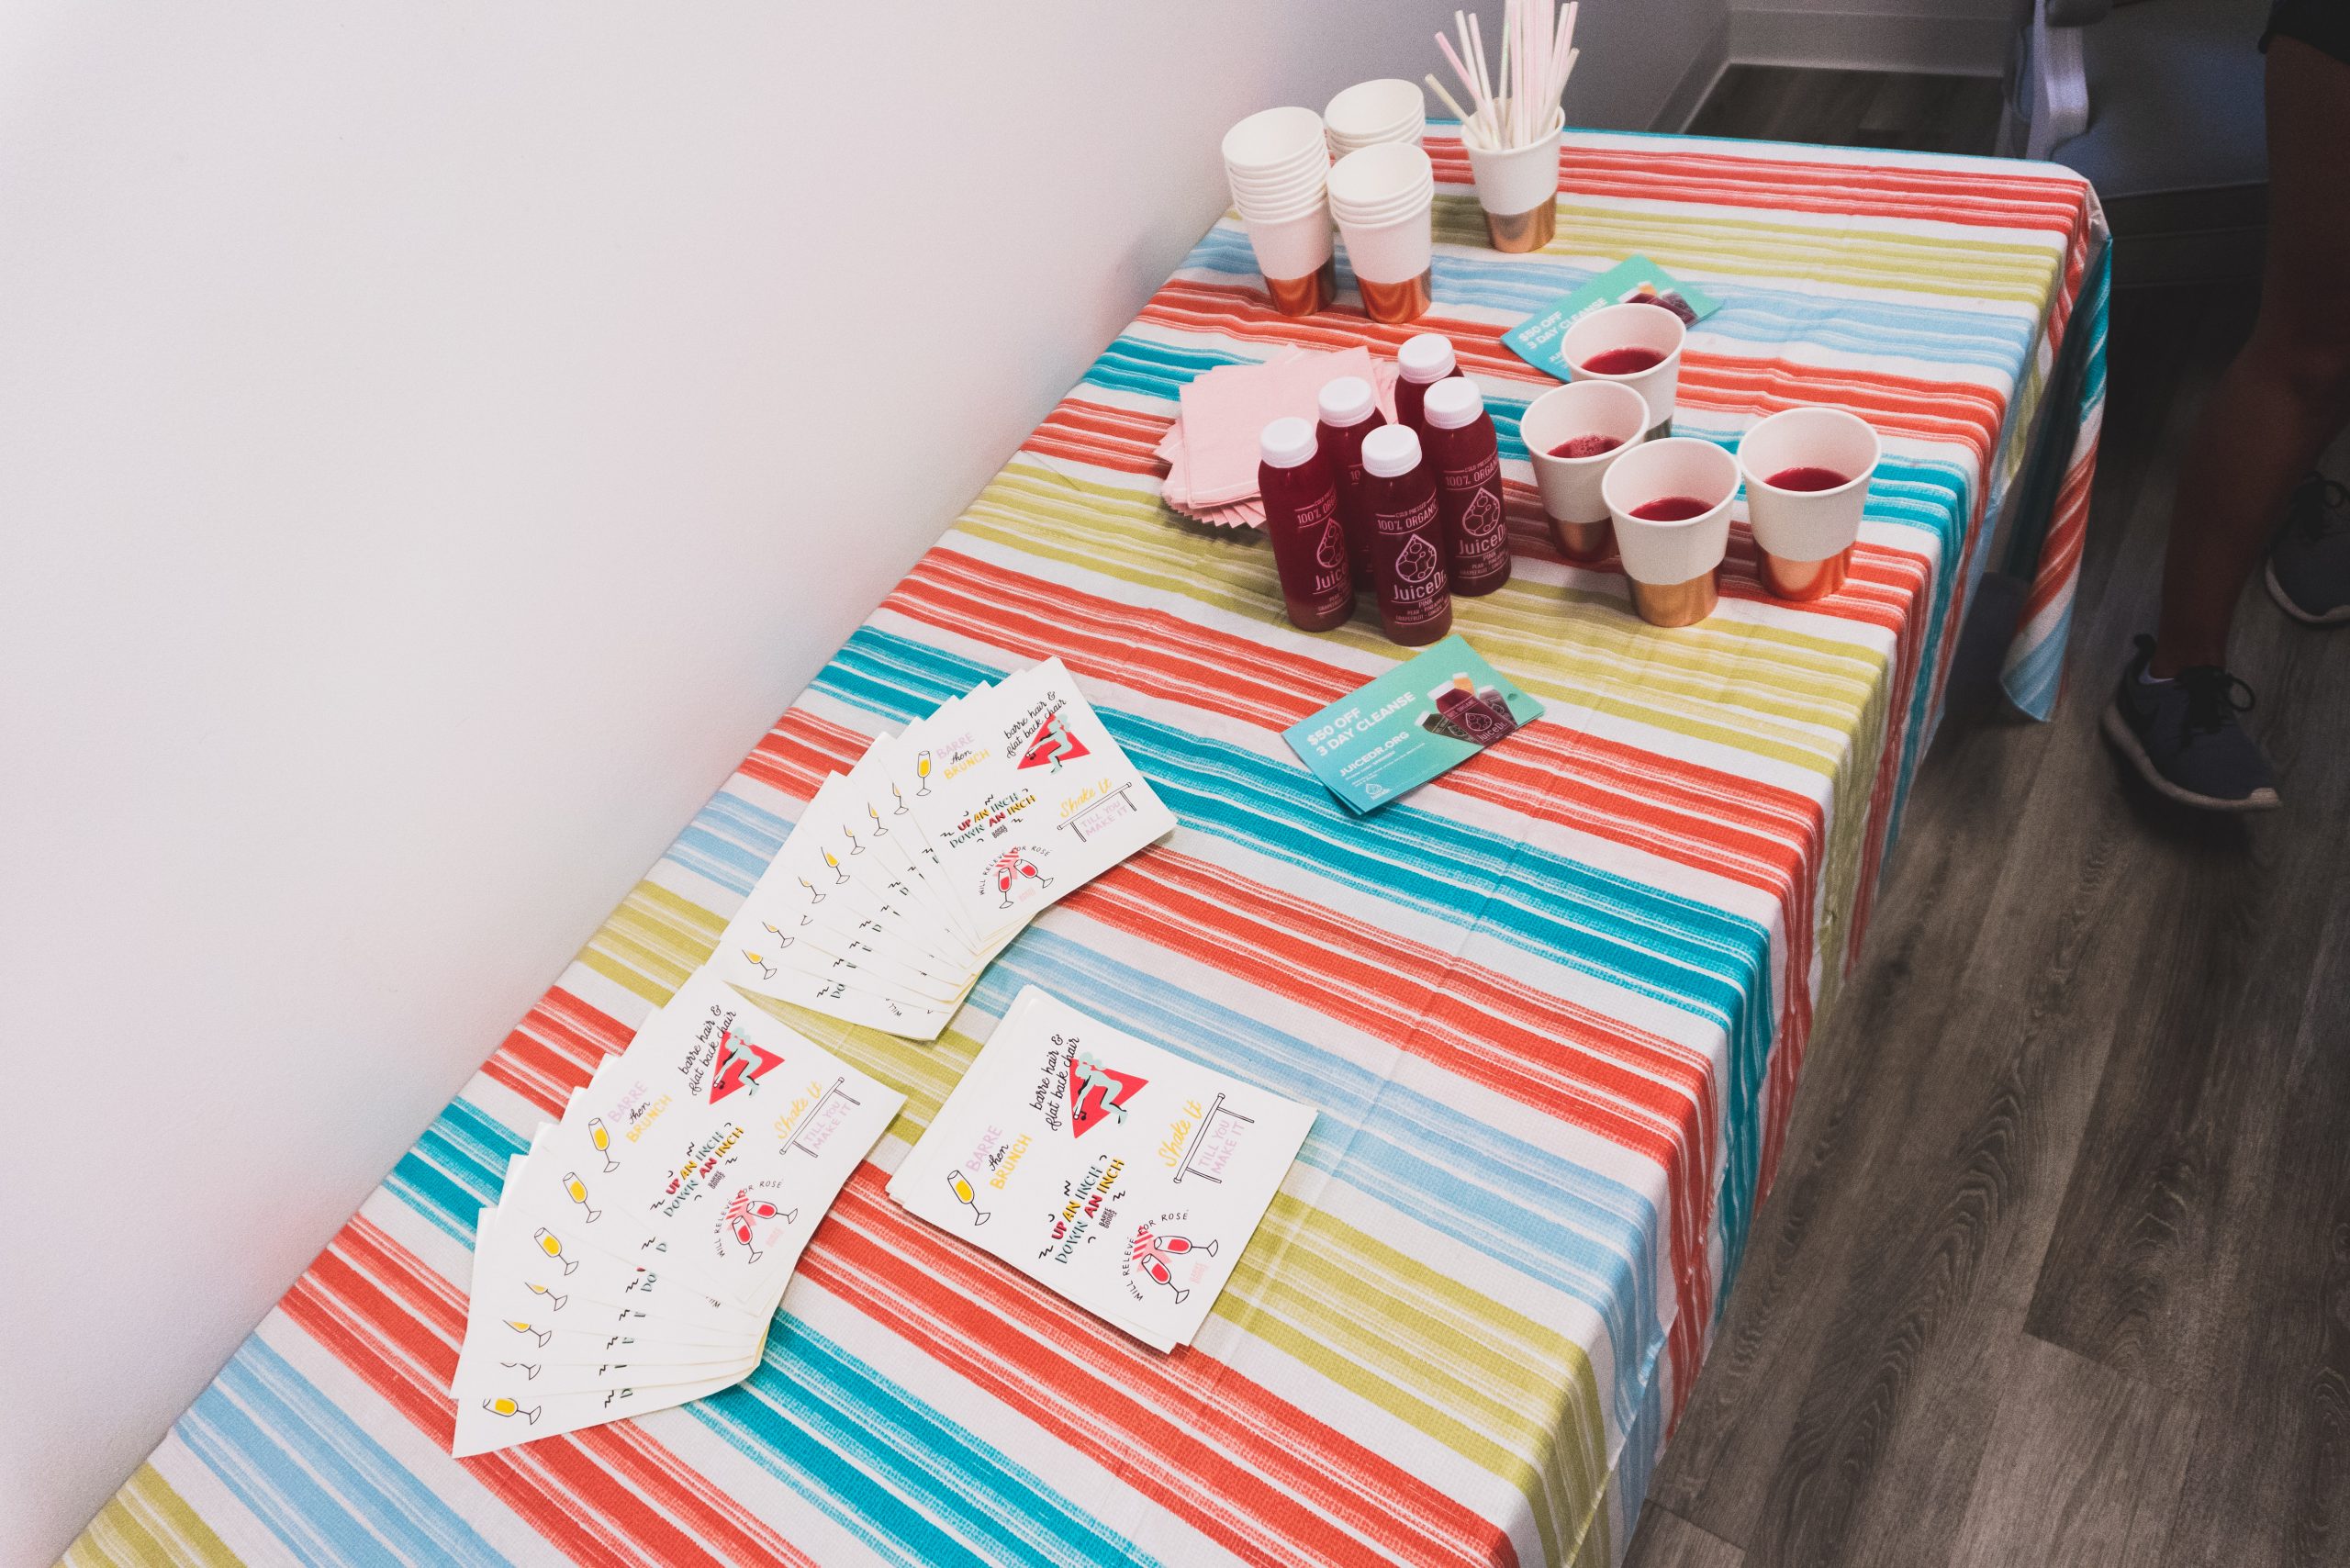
[1465,102,1563,252]
[1601,436,1740,627]
[1325,79,1427,157]
[1738,406,1881,601]
[1328,143,1435,324]
[1224,106,1337,316]
[1522,379,1649,564]
[1561,301,1686,440]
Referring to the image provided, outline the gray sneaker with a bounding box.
[2266,474,2350,626]
[2101,634,2280,812]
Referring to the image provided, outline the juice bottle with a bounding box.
[1420,376,1511,596]
[1315,375,1386,590]
[1257,417,1355,632]
[1394,332,1458,442]
[1358,424,1451,646]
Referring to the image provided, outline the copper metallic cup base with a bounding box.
[1483,200,1557,253]
[1360,268,1433,324]
[1758,543,1852,602]
[1628,571,1719,628]
[1265,258,1337,318]
[1548,515,1614,565]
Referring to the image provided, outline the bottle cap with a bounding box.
[1259,416,1318,469]
[1423,375,1485,431]
[1360,423,1423,478]
[1397,333,1457,386]
[1315,375,1378,428]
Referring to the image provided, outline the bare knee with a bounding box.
[2245,323,2350,423]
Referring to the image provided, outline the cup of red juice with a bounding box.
[1561,301,1687,441]
[1599,435,1740,627]
[1737,406,1881,601]
[1521,379,1651,564]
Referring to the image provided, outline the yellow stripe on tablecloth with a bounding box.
[60,1463,246,1568]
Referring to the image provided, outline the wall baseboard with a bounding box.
[1728,9,2009,76]
[1654,13,1734,132]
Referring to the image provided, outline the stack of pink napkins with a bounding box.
[1158,347,1401,529]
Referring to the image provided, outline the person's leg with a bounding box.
[2151,37,2350,674]
[2107,34,2350,812]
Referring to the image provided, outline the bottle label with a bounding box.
[1375,494,1448,620]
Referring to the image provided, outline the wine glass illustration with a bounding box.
[915,750,933,796]
[986,848,1051,909]
[890,782,908,815]
[867,802,887,837]
[797,874,824,905]
[524,1280,566,1311]
[587,1116,619,1173]
[499,1361,541,1380]
[504,1320,552,1347]
[481,1396,541,1426]
[841,823,863,857]
[742,948,777,981]
[947,1169,990,1226]
[562,1171,600,1223]
[532,1227,577,1275]
[821,846,848,884]
[761,921,795,949]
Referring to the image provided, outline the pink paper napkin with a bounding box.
[1160,349,1402,523]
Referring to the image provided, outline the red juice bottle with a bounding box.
[1420,376,1511,596]
[1315,375,1386,590]
[1358,424,1451,646]
[1257,417,1355,632]
[1394,332,1458,443]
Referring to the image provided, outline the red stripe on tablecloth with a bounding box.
[281,1216,824,1568]
[811,1171,1516,1568]
[483,988,632,1113]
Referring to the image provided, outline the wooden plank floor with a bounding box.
[1628,69,2350,1568]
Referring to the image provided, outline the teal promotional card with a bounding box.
[1282,635,1543,813]
[1501,255,1723,382]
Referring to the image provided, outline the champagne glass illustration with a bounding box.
[562,1170,600,1223]
[821,846,847,885]
[761,921,794,949]
[841,823,863,857]
[587,1116,619,1173]
[499,1361,541,1380]
[743,948,777,980]
[532,1227,577,1275]
[890,782,908,815]
[867,801,887,837]
[524,1281,566,1311]
[915,750,933,795]
[481,1396,541,1426]
[947,1169,990,1226]
[797,874,824,905]
[505,1320,552,1347]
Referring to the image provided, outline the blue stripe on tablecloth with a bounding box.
[1178,226,2040,372]
[669,788,789,899]
[810,626,1775,1293]
[386,1098,522,1248]
[179,1337,513,1568]
[696,1316,1162,1568]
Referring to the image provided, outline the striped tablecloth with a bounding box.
[65,128,2107,1568]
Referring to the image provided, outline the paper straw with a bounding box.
[1425,72,1472,126]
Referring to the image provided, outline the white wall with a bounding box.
[0,4,1719,1561]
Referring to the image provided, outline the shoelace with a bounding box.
[2177,664,2257,737]
[2290,475,2350,543]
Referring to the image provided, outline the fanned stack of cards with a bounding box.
[452,970,902,1456]
[889,986,1315,1350]
[709,658,1177,1041]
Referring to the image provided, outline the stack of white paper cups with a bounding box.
[1561,301,1687,441]
[1738,407,1881,600]
[1601,436,1741,628]
[1521,379,1651,564]
[1223,106,1337,317]
[1324,79,1427,157]
[1465,102,1565,252]
[1327,142,1436,326]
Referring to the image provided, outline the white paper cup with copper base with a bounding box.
[1737,406,1881,601]
[1240,203,1337,317]
[1464,104,1563,252]
[1522,380,1650,565]
[1329,143,1435,324]
[1601,436,1740,627]
[1325,79,1426,157]
[1561,301,1687,440]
